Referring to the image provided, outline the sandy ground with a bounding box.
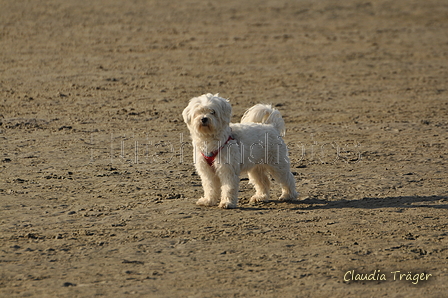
[1,0,447,297]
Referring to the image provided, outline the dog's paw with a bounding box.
[218,200,237,209]
[279,192,298,202]
[196,197,218,207]
[249,194,269,204]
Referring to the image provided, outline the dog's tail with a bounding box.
[241,104,286,136]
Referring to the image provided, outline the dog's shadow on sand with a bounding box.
[240,196,448,211]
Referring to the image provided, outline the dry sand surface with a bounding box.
[1,0,447,297]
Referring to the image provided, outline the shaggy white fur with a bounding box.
[182,93,298,209]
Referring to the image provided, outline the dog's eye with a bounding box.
[210,110,215,115]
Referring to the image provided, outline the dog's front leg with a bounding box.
[216,164,240,209]
[196,162,221,206]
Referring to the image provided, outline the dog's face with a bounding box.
[182,93,231,135]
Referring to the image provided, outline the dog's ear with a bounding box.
[182,104,191,125]
[217,97,232,123]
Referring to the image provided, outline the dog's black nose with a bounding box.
[201,117,208,124]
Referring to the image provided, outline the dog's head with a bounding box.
[182,93,231,136]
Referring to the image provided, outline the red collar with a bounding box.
[201,135,234,167]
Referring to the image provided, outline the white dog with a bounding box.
[182,93,298,208]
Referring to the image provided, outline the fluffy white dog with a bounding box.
[182,93,298,209]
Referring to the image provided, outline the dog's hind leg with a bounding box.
[269,165,298,201]
[248,165,270,203]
